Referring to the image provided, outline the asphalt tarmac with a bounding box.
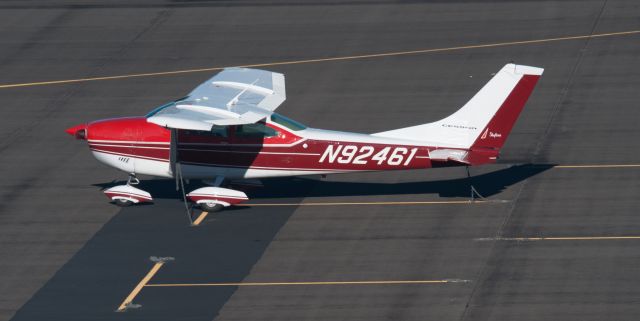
[1,0,640,320]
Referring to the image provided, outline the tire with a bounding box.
[114,199,134,207]
[199,202,224,212]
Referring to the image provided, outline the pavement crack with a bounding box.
[457,3,610,320]
[531,0,609,162]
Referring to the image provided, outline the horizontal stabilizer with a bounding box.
[429,149,470,165]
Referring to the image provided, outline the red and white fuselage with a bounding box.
[77,116,454,180]
[65,63,543,209]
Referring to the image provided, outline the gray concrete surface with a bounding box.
[1,0,639,320]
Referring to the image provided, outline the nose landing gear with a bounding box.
[104,174,154,207]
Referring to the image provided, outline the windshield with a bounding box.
[145,96,188,118]
[270,113,307,131]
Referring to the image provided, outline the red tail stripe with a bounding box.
[472,74,541,150]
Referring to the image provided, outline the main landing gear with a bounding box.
[186,186,249,212]
[175,168,249,225]
[199,202,223,213]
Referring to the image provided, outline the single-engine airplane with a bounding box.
[66,63,543,212]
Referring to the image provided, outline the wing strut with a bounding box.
[171,128,196,225]
[176,161,196,225]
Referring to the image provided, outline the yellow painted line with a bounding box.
[116,262,165,312]
[237,200,493,207]
[145,279,467,287]
[191,211,209,226]
[1,29,638,89]
[555,164,640,169]
[476,236,640,241]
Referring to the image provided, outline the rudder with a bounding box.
[470,71,541,150]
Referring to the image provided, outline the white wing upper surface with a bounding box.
[147,68,286,130]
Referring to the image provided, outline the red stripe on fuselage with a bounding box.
[90,148,170,163]
[177,140,433,171]
[90,144,170,161]
[87,117,441,172]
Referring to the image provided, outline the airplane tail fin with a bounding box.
[373,63,543,164]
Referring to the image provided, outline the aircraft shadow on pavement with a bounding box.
[253,163,555,199]
[93,164,554,201]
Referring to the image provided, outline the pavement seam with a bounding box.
[531,0,609,162]
[2,29,638,90]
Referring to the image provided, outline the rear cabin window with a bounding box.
[235,123,279,138]
[270,113,307,131]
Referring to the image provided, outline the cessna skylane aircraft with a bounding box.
[66,64,543,212]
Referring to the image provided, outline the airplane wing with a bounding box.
[147,68,285,131]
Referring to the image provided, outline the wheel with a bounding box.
[114,199,134,207]
[199,202,224,212]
